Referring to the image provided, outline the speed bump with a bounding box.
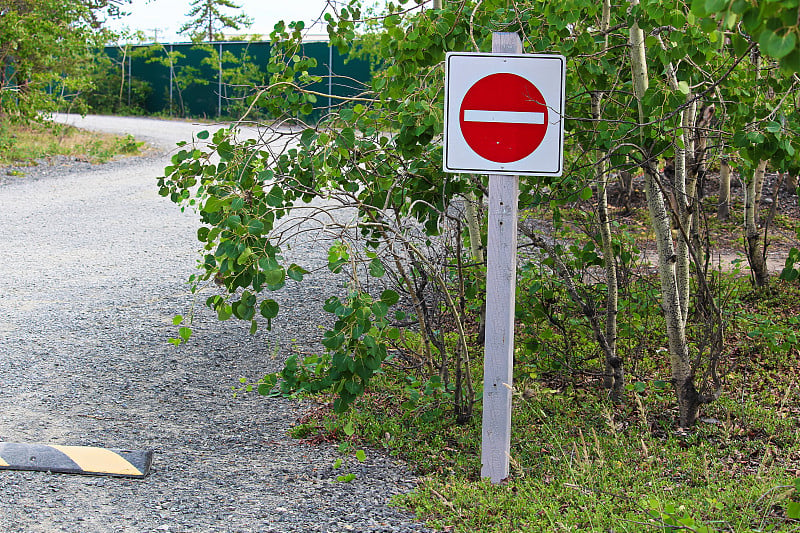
[0,442,152,478]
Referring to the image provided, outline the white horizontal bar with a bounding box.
[463,110,545,124]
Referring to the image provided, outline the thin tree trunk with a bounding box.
[753,161,766,224]
[463,191,484,265]
[629,1,701,426]
[207,2,214,42]
[591,0,622,399]
[674,98,695,326]
[785,172,798,194]
[464,191,488,344]
[745,160,770,287]
[591,84,622,399]
[654,33,698,326]
[692,105,715,198]
[763,172,785,250]
[718,158,731,220]
[118,45,128,106]
[618,171,634,211]
[642,164,701,426]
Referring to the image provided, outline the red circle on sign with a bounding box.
[459,73,548,163]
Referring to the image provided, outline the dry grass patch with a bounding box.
[0,121,143,167]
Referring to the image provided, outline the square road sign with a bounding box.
[443,53,566,176]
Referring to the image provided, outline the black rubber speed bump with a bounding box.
[0,442,152,478]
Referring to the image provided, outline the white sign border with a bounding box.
[443,52,566,177]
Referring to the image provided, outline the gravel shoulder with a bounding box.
[0,115,433,533]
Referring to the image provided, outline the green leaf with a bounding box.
[371,301,389,318]
[217,304,233,321]
[179,327,192,341]
[260,299,279,319]
[580,186,593,201]
[780,266,799,281]
[226,215,242,229]
[343,421,355,436]
[380,289,400,306]
[762,29,797,60]
[237,247,253,265]
[704,0,727,14]
[742,7,760,31]
[172,315,183,326]
[266,185,284,207]
[339,128,356,148]
[264,266,285,286]
[786,501,800,519]
[369,258,385,278]
[731,0,747,14]
[203,196,225,213]
[781,48,800,73]
[300,128,316,147]
[196,130,209,140]
[677,80,690,95]
[355,449,366,462]
[287,264,309,282]
[248,219,265,235]
[322,332,344,350]
[197,227,210,242]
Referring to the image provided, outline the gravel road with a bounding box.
[0,115,433,533]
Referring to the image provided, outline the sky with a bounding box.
[103,0,386,43]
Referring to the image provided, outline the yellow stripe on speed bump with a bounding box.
[50,445,145,477]
[0,442,152,478]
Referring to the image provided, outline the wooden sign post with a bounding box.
[480,32,522,484]
[443,33,565,483]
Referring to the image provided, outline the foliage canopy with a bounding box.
[0,0,127,121]
[161,0,800,428]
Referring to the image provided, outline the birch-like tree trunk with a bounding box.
[753,160,766,224]
[675,98,696,325]
[592,96,623,398]
[641,164,702,426]
[629,0,702,426]
[463,189,486,342]
[745,160,770,287]
[591,1,622,397]
[718,159,731,220]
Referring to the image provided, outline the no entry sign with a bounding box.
[444,53,566,176]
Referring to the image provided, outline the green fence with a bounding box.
[104,40,371,120]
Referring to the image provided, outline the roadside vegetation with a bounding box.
[160,0,800,530]
[288,246,800,531]
[0,121,143,168]
[1,1,145,169]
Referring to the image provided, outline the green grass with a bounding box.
[288,275,800,532]
[0,120,143,167]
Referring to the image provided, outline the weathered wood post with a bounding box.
[480,32,522,483]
